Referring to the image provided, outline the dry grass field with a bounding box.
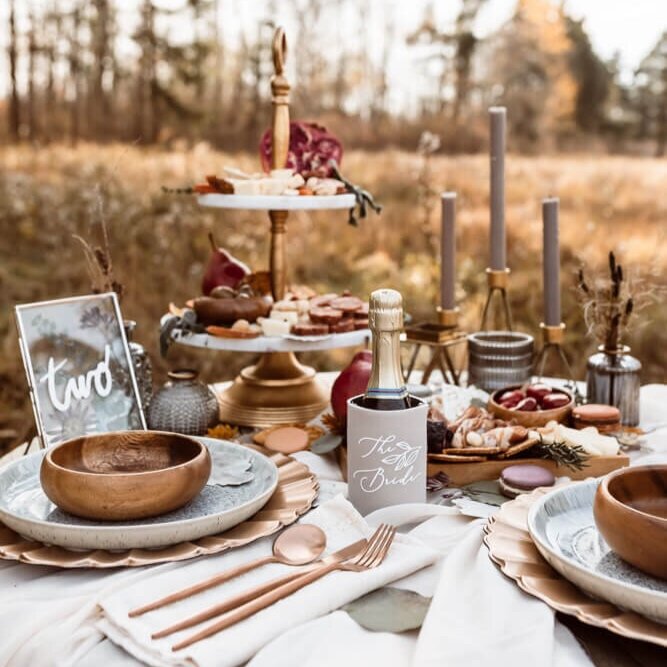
[1,144,665,448]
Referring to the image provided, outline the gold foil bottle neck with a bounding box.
[368,289,403,332]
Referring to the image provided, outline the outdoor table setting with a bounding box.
[2,24,666,667]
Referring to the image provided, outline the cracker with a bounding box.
[428,453,488,462]
[442,446,501,456]
[495,437,539,459]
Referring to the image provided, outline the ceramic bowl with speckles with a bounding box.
[594,465,667,580]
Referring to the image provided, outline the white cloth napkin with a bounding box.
[97,495,439,667]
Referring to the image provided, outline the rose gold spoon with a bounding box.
[128,524,326,618]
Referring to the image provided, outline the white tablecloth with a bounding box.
[1,383,665,667]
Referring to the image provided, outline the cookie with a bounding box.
[309,306,343,324]
[330,319,355,334]
[499,464,555,498]
[329,296,364,313]
[291,322,330,336]
[354,318,369,330]
[309,293,338,308]
[572,404,621,434]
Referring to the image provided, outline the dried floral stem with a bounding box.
[576,250,653,352]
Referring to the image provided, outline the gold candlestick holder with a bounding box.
[403,307,467,386]
[480,267,513,331]
[534,323,581,400]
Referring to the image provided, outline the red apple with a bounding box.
[526,383,552,402]
[497,389,524,408]
[541,392,570,410]
[331,351,372,422]
[513,397,538,412]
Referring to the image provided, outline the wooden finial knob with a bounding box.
[272,27,287,75]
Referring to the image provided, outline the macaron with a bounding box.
[499,464,556,498]
[264,426,310,454]
[572,404,621,434]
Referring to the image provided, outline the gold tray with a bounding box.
[0,450,317,569]
[484,488,667,647]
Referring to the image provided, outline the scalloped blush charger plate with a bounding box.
[527,480,667,624]
[0,438,278,551]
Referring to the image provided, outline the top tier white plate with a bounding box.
[197,193,356,211]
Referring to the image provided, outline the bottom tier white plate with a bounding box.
[0,438,278,551]
[528,480,667,624]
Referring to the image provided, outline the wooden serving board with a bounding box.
[427,454,630,487]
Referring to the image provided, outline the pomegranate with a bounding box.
[260,121,343,177]
[331,350,372,423]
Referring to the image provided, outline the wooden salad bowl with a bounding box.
[594,465,667,580]
[488,386,573,428]
[40,431,211,521]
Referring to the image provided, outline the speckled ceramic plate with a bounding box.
[528,480,667,624]
[0,438,278,551]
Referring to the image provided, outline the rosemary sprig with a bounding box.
[533,436,590,471]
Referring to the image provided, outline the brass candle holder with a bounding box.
[403,307,467,386]
[480,267,513,331]
[534,323,580,400]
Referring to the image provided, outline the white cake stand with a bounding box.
[172,28,366,427]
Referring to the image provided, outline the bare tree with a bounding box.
[7,0,20,140]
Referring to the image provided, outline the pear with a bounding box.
[202,233,251,296]
[331,350,373,423]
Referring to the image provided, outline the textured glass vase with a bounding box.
[147,369,219,435]
[586,346,641,426]
[123,320,153,411]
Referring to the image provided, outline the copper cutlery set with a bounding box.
[129,523,397,651]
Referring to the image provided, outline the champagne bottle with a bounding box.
[347,288,428,514]
[358,288,412,411]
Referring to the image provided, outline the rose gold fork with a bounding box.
[170,523,397,652]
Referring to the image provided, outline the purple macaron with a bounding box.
[499,464,555,498]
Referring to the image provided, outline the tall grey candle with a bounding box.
[489,107,506,270]
[440,192,456,310]
[542,197,561,326]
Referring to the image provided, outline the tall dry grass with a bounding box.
[1,144,665,449]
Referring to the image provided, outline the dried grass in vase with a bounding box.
[576,251,652,353]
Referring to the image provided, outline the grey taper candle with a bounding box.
[542,197,561,326]
[489,107,506,270]
[440,192,456,310]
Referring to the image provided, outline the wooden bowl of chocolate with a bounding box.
[488,383,573,428]
[40,431,211,521]
[593,465,667,580]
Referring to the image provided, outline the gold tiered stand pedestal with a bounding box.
[178,28,364,427]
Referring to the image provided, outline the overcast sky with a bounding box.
[1,0,665,103]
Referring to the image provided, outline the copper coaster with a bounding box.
[483,488,667,647]
[0,450,318,569]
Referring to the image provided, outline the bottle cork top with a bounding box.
[368,289,403,331]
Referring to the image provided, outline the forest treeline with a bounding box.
[3,0,667,154]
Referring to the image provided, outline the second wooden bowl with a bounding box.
[594,465,667,580]
[488,386,573,428]
[40,431,212,521]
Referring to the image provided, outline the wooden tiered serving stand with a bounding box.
[172,28,368,426]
